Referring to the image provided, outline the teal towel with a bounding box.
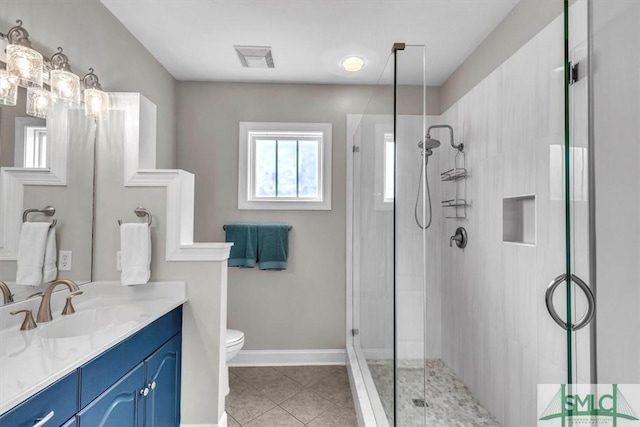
[257,224,289,271]
[225,224,258,268]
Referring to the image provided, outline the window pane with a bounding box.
[298,140,319,198]
[255,139,276,197]
[384,139,395,201]
[277,140,297,197]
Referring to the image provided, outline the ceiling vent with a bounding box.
[234,46,274,69]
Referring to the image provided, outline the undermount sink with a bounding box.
[38,306,147,339]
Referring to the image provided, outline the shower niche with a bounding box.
[503,195,536,245]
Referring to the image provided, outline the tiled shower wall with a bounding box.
[437,2,591,425]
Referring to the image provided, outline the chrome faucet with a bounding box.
[37,279,80,323]
[0,281,14,304]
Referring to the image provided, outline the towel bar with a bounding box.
[223,224,292,231]
[23,206,57,227]
[118,206,152,226]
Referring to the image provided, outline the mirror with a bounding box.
[0,87,96,305]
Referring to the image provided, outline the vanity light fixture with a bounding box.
[83,68,109,120]
[49,47,81,105]
[1,19,110,119]
[342,56,365,72]
[26,86,51,119]
[4,20,43,88]
[0,69,18,106]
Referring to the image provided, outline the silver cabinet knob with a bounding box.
[140,387,149,396]
[148,381,156,390]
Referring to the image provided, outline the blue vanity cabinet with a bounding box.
[144,333,182,426]
[0,371,78,427]
[77,364,145,426]
[0,306,183,427]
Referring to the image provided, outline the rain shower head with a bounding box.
[418,135,441,151]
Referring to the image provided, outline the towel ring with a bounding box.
[23,206,57,228]
[118,206,152,226]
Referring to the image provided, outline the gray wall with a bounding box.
[176,82,438,350]
[0,0,177,168]
[440,0,567,112]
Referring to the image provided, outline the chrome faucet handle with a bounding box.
[62,291,83,315]
[10,309,37,331]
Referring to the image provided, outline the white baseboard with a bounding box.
[181,411,227,427]
[229,349,346,367]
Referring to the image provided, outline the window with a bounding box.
[239,122,332,210]
[383,133,395,203]
[24,125,47,168]
[14,117,47,168]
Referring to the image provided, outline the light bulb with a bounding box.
[0,70,18,106]
[342,56,365,72]
[26,87,51,118]
[6,44,43,88]
[50,69,80,104]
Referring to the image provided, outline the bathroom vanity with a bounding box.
[0,281,186,426]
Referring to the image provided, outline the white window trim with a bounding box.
[238,122,332,210]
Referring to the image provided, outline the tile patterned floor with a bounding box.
[227,365,358,426]
[368,359,500,427]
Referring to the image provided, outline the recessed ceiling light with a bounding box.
[342,56,365,72]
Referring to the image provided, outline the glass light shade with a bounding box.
[0,70,18,106]
[342,56,365,72]
[6,44,43,88]
[84,88,109,120]
[50,69,81,104]
[26,87,51,119]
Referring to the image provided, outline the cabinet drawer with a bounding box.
[79,306,182,408]
[77,363,145,427]
[0,371,78,427]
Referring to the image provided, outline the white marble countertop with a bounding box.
[0,281,187,415]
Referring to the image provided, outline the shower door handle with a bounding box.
[545,273,595,331]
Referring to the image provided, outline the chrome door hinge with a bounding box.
[570,61,580,85]
[352,146,360,153]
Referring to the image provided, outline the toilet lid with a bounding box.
[227,329,244,346]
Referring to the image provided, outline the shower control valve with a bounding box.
[450,227,467,249]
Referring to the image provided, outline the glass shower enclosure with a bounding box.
[347,1,640,426]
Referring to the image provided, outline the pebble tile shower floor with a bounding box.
[368,359,501,427]
[227,365,357,426]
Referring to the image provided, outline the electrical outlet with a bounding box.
[59,250,72,271]
[116,251,122,271]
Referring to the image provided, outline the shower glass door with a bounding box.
[350,52,396,426]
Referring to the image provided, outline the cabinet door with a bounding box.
[78,363,145,427]
[144,333,181,427]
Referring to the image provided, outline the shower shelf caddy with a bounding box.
[441,150,469,219]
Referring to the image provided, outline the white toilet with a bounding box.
[224,329,245,395]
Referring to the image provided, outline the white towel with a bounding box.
[42,226,58,283]
[120,223,151,286]
[16,222,51,286]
